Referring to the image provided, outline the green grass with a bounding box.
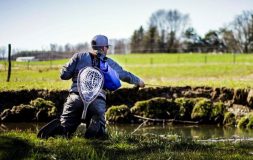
[1,53,253,90]
[0,130,253,160]
[111,53,253,64]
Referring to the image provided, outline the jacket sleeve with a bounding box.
[60,53,78,80]
[108,59,140,85]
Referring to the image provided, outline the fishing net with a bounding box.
[77,66,104,119]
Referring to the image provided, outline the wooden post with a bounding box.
[6,44,11,82]
[177,54,180,63]
[233,53,236,64]
[27,60,30,70]
[204,54,207,64]
[150,57,153,65]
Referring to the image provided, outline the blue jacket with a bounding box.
[60,52,141,96]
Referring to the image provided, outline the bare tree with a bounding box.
[183,27,204,52]
[0,47,6,60]
[64,43,73,52]
[113,39,129,54]
[57,45,64,52]
[219,28,240,53]
[50,43,57,52]
[149,9,190,52]
[231,10,253,53]
[204,30,226,53]
[131,26,145,53]
[143,26,160,52]
[75,42,90,52]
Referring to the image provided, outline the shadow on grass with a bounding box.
[0,135,32,160]
[0,135,48,160]
[84,135,223,160]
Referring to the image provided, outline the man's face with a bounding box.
[103,46,109,55]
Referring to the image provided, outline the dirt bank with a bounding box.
[0,86,252,111]
[1,86,253,124]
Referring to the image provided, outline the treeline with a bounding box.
[1,9,253,60]
[0,39,129,60]
[131,9,253,53]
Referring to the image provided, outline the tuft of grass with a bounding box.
[211,101,226,123]
[130,97,178,119]
[174,98,195,120]
[105,105,131,123]
[191,98,212,122]
[238,112,253,129]
[223,112,236,126]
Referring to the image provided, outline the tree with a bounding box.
[149,9,190,52]
[113,39,129,54]
[130,26,144,53]
[50,43,57,52]
[219,28,239,53]
[158,29,166,52]
[204,30,226,52]
[142,26,159,52]
[57,45,64,52]
[64,43,73,52]
[183,27,205,52]
[231,10,253,53]
[0,47,6,60]
[75,42,89,52]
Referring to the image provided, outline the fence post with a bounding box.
[27,60,30,70]
[233,53,236,64]
[150,57,153,65]
[177,54,180,63]
[6,44,11,82]
[50,52,52,69]
[204,54,207,64]
[4,61,6,71]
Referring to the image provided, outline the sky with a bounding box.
[0,0,253,51]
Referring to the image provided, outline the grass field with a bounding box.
[1,53,253,90]
[1,53,253,160]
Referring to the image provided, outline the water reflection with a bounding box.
[0,123,45,132]
[107,124,253,139]
[1,123,253,139]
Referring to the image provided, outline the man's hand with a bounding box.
[138,79,145,88]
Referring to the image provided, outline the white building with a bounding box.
[16,56,37,62]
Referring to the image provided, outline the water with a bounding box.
[1,122,253,139]
[107,124,253,139]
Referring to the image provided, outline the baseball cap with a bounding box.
[91,35,111,49]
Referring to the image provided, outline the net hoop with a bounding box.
[77,66,104,104]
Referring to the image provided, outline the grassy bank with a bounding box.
[0,130,253,160]
[1,53,253,90]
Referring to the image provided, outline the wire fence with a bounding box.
[1,53,253,73]
[114,53,253,66]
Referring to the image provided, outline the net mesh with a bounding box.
[77,67,104,103]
